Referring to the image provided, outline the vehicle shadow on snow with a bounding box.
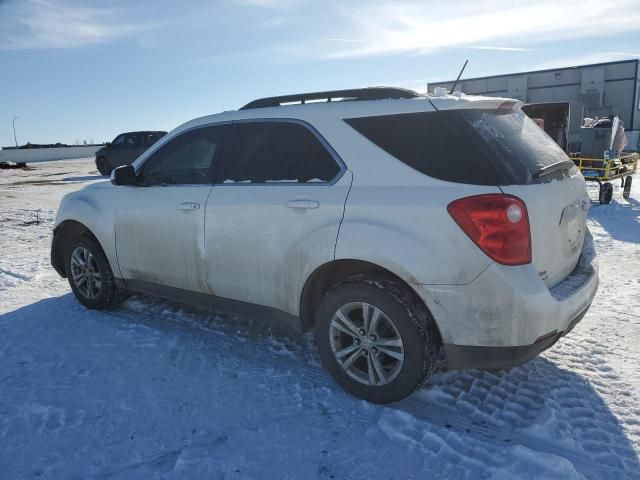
[62,174,106,182]
[2,294,639,478]
[588,194,640,244]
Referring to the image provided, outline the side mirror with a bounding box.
[105,141,112,147]
[111,165,138,186]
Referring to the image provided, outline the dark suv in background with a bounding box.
[95,131,166,175]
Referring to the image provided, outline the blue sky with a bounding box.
[1,0,639,146]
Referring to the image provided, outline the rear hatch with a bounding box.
[345,95,588,288]
[502,174,587,287]
[430,97,588,287]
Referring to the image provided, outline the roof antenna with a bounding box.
[450,59,469,94]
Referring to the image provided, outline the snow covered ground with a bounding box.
[1,159,639,479]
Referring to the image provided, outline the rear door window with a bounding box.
[140,133,154,146]
[144,132,165,145]
[345,109,573,185]
[217,121,341,184]
[124,133,140,148]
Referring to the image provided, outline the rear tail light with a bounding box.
[447,194,531,266]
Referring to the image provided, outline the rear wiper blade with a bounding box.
[533,159,575,179]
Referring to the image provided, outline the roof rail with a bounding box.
[240,87,420,110]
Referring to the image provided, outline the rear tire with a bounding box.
[96,156,112,176]
[65,235,121,310]
[599,182,613,205]
[605,182,614,204]
[623,176,632,199]
[315,275,440,404]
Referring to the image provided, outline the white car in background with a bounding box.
[51,87,598,403]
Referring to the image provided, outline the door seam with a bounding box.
[333,169,354,260]
[113,189,126,283]
[202,184,216,293]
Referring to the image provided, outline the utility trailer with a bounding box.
[522,104,637,205]
[570,152,638,204]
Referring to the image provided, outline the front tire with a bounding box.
[96,156,112,176]
[65,235,121,310]
[315,275,440,404]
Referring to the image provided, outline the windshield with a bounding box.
[345,109,575,185]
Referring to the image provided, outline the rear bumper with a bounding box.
[415,229,599,369]
[443,302,590,370]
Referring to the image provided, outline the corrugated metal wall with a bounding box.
[429,60,640,131]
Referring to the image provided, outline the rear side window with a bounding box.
[218,121,340,183]
[124,134,139,147]
[150,132,166,144]
[345,109,572,185]
[141,133,164,146]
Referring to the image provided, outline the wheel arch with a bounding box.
[52,220,102,277]
[95,154,113,174]
[299,259,443,345]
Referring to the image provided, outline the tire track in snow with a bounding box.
[108,306,640,479]
[0,267,32,281]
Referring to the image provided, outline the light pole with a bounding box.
[12,116,20,147]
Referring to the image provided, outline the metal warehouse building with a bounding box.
[428,59,640,147]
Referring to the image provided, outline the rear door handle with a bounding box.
[177,202,200,210]
[285,199,320,210]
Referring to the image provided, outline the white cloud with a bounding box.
[231,0,299,8]
[316,0,640,59]
[321,37,364,43]
[469,46,537,52]
[0,0,152,49]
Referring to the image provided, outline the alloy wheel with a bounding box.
[70,246,102,299]
[329,302,405,386]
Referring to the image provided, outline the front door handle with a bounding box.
[177,202,200,210]
[285,199,320,210]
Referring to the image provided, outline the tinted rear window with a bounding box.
[344,109,572,185]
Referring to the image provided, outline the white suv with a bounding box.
[51,87,599,403]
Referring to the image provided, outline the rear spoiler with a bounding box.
[429,94,523,112]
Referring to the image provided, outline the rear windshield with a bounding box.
[344,109,573,185]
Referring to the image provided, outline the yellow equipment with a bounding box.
[570,152,638,204]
